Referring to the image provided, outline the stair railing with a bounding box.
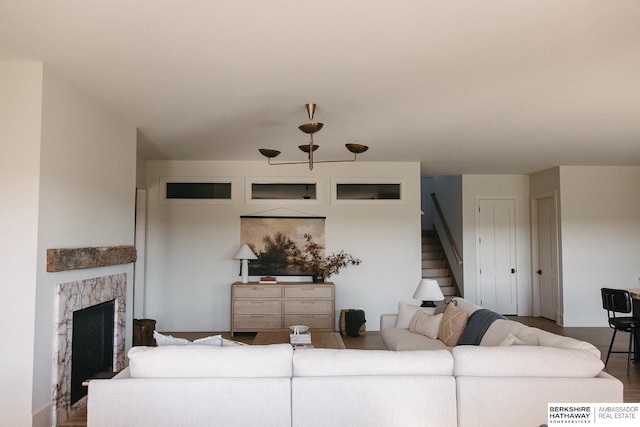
[430,193,463,265]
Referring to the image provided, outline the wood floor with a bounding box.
[61,318,638,426]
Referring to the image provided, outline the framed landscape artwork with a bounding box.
[240,216,325,276]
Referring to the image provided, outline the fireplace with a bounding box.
[54,274,126,425]
[70,300,115,405]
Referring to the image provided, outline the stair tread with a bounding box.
[421,230,459,297]
[422,269,450,277]
[422,260,447,268]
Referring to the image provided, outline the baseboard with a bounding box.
[32,401,53,427]
[561,314,609,327]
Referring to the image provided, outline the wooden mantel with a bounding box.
[47,245,137,272]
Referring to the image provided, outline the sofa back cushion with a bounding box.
[452,346,604,378]
[518,327,601,357]
[479,319,527,346]
[128,343,293,378]
[293,348,454,376]
[451,297,482,315]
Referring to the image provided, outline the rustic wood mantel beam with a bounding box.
[47,245,137,272]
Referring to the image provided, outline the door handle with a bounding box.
[537,269,542,275]
[511,268,516,274]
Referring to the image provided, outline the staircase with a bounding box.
[422,230,459,298]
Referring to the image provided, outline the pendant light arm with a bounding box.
[258,103,369,171]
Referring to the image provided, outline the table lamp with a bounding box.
[413,279,444,307]
[234,244,258,283]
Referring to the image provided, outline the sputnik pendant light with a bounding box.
[259,103,369,171]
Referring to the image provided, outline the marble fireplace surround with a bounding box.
[53,273,126,424]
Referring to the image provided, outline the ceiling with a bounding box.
[1,1,639,175]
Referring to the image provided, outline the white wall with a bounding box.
[33,67,136,424]
[144,160,421,332]
[0,62,137,425]
[0,62,44,427]
[461,174,532,315]
[559,166,640,326]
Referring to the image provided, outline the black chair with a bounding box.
[601,288,637,375]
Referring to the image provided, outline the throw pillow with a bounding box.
[498,333,540,346]
[437,302,469,346]
[395,302,422,329]
[515,334,540,346]
[433,300,448,315]
[153,331,223,346]
[409,311,443,339]
[221,337,248,346]
[498,333,521,346]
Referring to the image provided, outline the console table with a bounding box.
[231,282,335,336]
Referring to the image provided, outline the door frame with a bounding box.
[474,195,518,314]
[530,190,561,323]
[134,188,147,319]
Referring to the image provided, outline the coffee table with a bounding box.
[253,330,346,349]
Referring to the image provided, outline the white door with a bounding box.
[536,196,558,320]
[477,198,517,314]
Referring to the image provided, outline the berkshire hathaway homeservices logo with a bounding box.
[547,404,639,425]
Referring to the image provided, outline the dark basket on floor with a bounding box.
[339,309,366,337]
[133,318,157,346]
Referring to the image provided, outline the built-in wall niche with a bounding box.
[252,183,316,200]
[246,177,323,204]
[160,177,238,204]
[331,178,405,204]
[337,183,401,200]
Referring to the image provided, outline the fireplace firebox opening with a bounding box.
[70,300,115,405]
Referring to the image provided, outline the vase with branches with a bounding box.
[287,233,362,282]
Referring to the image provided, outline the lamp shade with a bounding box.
[233,244,258,260]
[413,279,444,304]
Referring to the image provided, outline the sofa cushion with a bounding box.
[153,331,223,346]
[479,319,527,346]
[128,343,293,378]
[518,327,601,357]
[457,309,506,345]
[381,328,450,351]
[438,302,469,346]
[293,348,454,376]
[451,297,482,315]
[409,311,443,339]
[452,346,605,378]
[498,333,539,346]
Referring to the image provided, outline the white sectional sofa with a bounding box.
[88,344,458,427]
[88,344,294,427]
[381,297,624,426]
[87,297,623,427]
